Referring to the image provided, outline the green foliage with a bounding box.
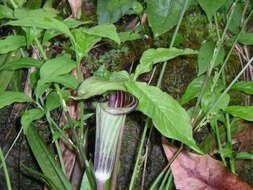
[0,4,14,19]
[197,41,225,76]
[26,125,73,190]
[21,109,45,134]
[0,91,33,109]
[197,0,226,20]
[0,35,26,54]
[97,0,136,24]
[237,32,253,45]
[231,81,253,95]
[0,58,42,71]
[146,0,187,37]
[235,152,253,160]
[135,48,198,79]
[224,106,253,121]
[124,80,201,153]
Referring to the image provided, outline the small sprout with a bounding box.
[94,91,138,190]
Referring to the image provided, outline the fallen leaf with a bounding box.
[68,0,82,18]
[162,137,253,190]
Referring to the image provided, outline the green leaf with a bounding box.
[21,109,44,134]
[146,0,187,37]
[118,32,142,43]
[14,7,58,19]
[237,33,253,45]
[40,74,79,89]
[0,35,26,54]
[235,152,253,160]
[0,91,33,109]
[227,2,243,34]
[0,5,14,19]
[224,106,253,121]
[201,92,230,113]
[135,48,197,79]
[26,125,73,190]
[40,55,76,79]
[97,0,136,24]
[6,17,74,40]
[197,41,225,76]
[46,90,70,111]
[231,81,253,95]
[72,28,101,59]
[197,0,226,20]
[86,24,120,44]
[0,58,42,71]
[180,76,204,105]
[124,80,202,153]
[77,76,126,99]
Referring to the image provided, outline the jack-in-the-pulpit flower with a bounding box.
[94,91,138,190]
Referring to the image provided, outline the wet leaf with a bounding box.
[225,106,253,121]
[197,0,226,20]
[0,91,33,109]
[124,80,201,153]
[0,35,26,54]
[21,109,44,134]
[198,41,225,76]
[146,0,187,37]
[134,48,197,79]
[162,138,253,190]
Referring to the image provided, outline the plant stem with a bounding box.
[128,119,149,190]
[9,0,18,9]
[157,0,189,88]
[34,37,48,61]
[0,148,12,190]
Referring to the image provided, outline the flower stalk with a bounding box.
[94,91,138,190]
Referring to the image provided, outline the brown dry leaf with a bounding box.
[162,137,253,190]
[68,0,82,18]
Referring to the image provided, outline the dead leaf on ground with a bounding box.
[162,137,253,190]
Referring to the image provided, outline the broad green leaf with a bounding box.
[21,109,44,134]
[0,35,26,54]
[197,41,225,76]
[80,171,92,190]
[97,0,136,24]
[124,80,201,153]
[14,7,58,19]
[26,125,73,190]
[146,0,187,37]
[40,74,79,89]
[77,76,126,99]
[72,28,101,59]
[197,0,226,20]
[46,90,70,111]
[135,48,198,79]
[180,76,204,105]
[231,81,253,95]
[237,33,253,45]
[235,152,253,160]
[0,5,14,19]
[40,55,76,79]
[227,2,243,34]
[118,32,142,43]
[224,106,253,121]
[0,58,42,71]
[0,51,21,91]
[86,24,120,44]
[6,17,74,40]
[201,92,230,113]
[0,91,33,109]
